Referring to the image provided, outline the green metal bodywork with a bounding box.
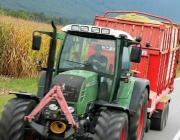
[117,78,135,108]
[61,70,98,114]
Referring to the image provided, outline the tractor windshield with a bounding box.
[59,34,116,75]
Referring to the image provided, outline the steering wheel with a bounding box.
[84,60,98,71]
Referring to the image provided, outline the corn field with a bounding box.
[0,15,62,78]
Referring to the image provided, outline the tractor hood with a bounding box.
[51,70,98,114]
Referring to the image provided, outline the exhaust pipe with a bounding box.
[50,121,66,134]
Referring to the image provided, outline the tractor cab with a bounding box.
[58,26,117,101]
[32,23,142,103]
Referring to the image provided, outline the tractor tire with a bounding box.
[93,110,128,140]
[129,88,148,140]
[150,102,169,131]
[0,98,37,140]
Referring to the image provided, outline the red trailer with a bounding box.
[94,11,180,130]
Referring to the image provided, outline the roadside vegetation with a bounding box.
[0,15,62,78]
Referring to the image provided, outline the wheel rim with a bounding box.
[137,104,145,140]
[120,127,126,140]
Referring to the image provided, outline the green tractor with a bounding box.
[0,22,149,140]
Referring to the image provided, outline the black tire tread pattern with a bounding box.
[150,102,169,131]
[129,88,148,140]
[106,112,128,140]
[150,117,162,130]
[0,98,37,140]
[164,102,169,127]
[93,110,128,140]
[93,110,111,140]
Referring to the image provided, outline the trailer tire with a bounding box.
[129,88,148,140]
[145,119,151,133]
[0,98,37,140]
[93,110,128,140]
[164,102,169,127]
[150,102,169,131]
[150,111,165,131]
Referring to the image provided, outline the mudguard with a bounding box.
[37,71,46,97]
[95,100,129,114]
[129,78,150,115]
[9,92,39,103]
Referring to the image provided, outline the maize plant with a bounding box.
[0,15,62,78]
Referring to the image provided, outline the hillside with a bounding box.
[1,0,180,24]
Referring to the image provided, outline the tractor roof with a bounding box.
[61,24,134,41]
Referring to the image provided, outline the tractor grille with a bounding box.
[51,74,85,102]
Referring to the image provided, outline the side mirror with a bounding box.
[135,36,142,42]
[130,47,142,63]
[32,35,41,50]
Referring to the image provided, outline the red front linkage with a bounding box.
[24,85,79,129]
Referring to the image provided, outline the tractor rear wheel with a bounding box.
[0,98,37,140]
[93,110,128,140]
[129,88,148,140]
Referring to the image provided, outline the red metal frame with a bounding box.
[94,11,180,114]
[24,86,79,129]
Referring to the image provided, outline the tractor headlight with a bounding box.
[80,26,89,32]
[101,28,110,34]
[68,106,75,113]
[49,104,58,111]
[91,27,100,33]
[71,25,80,31]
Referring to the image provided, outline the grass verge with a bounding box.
[0,75,38,115]
[177,61,180,77]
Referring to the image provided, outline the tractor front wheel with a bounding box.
[93,110,128,140]
[0,98,37,140]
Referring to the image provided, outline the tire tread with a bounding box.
[0,98,37,140]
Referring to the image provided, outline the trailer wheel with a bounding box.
[129,88,148,140]
[164,102,169,127]
[150,102,169,131]
[0,98,37,140]
[93,110,128,140]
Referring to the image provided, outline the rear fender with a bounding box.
[95,100,129,114]
[129,78,150,115]
[9,92,40,103]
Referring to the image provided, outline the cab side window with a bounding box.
[122,47,130,70]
